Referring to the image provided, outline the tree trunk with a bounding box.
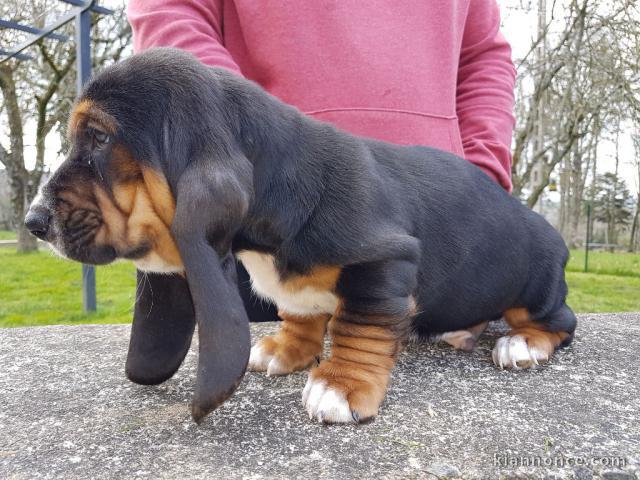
[568,136,592,248]
[0,65,38,252]
[17,224,38,252]
[608,129,621,251]
[7,172,37,252]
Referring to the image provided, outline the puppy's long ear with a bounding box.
[172,158,252,423]
[126,270,196,385]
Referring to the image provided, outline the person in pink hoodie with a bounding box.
[127,0,517,322]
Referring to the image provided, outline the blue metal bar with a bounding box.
[0,19,70,42]
[82,264,97,312]
[0,9,79,63]
[76,7,91,91]
[0,48,32,61]
[0,0,110,64]
[76,5,97,312]
[59,0,113,16]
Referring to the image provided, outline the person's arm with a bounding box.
[127,0,242,75]
[457,0,516,191]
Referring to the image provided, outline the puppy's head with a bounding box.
[26,48,243,274]
[25,95,182,273]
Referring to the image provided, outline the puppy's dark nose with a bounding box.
[24,207,51,239]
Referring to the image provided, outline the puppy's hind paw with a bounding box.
[440,321,488,352]
[492,335,549,369]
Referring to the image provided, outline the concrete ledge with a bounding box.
[1,314,639,479]
[0,240,45,248]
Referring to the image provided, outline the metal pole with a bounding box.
[75,7,91,90]
[584,203,591,273]
[77,5,96,312]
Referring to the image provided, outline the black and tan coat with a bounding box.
[25,48,577,424]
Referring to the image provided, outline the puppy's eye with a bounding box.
[86,127,110,149]
[93,130,110,145]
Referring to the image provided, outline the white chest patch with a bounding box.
[237,250,339,316]
[133,251,184,274]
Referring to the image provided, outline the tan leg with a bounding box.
[303,321,399,422]
[248,312,329,376]
[301,256,416,424]
[302,308,408,423]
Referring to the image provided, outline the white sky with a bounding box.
[4,0,639,194]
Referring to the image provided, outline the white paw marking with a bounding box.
[247,343,292,376]
[492,335,549,369]
[265,357,288,376]
[302,376,354,423]
[247,343,271,372]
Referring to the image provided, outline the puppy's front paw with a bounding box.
[248,313,328,376]
[302,377,355,423]
[248,335,319,376]
[247,339,279,374]
[492,334,549,369]
[301,360,387,424]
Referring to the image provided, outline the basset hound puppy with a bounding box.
[25,48,576,424]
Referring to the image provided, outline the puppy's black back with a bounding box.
[369,143,569,333]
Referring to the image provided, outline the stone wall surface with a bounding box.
[1,314,639,479]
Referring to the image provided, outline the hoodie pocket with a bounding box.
[306,108,465,157]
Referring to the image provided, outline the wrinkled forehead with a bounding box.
[68,99,118,138]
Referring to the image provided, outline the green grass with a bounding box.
[566,271,640,313]
[0,247,639,328]
[0,248,136,327]
[0,230,16,240]
[567,249,640,278]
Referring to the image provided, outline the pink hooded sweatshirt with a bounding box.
[127,0,516,191]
